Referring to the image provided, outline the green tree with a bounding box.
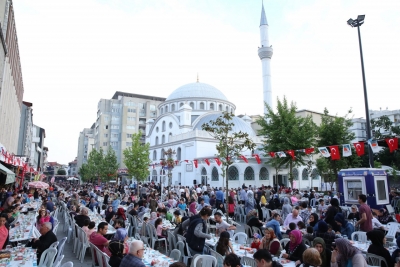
[316,108,362,189]
[123,131,151,183]
[104,147,119,182]
[78,163,91,182]
[160,148,176,188]
[202,111,256,205]
[257,97,317,188]
[87,147,107,183]
[57,168,66,175]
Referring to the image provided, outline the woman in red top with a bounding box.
[0,214,8,249]
[259,227,282,257]
[228,196,235,218]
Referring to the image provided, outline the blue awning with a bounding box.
[0,163,15,184]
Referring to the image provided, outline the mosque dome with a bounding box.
[166,82,229,102]
[193,113,257,137]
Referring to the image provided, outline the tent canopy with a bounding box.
[0,163,15,184]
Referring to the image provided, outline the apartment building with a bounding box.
[76,126,95,172]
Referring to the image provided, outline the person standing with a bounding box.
[183,207,212,255]
[356,194,373,232]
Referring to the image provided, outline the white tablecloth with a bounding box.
[142,247,176,267]
[0,247,36,267]
[9,214,39,242]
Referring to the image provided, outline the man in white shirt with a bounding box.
[196,186,202,195]
[214,212,236,237]
[371,211,385,230]
[283,209,303,228]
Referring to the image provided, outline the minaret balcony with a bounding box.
[258,46,273,59]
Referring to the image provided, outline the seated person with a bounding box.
[303,226,315,242]
[30,222,58,263]
[286,222,296,236]
[314,221,335,249]
[251,233,261,250]
[334,213,354,239]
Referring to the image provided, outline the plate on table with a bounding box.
[280,259,291,265]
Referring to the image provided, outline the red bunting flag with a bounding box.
[385,138,399,153]
[329,145,340,160]
[152,164,155,169]
[193,160,198,168]
[204,159,210,166]
[239,155,248,163]
[269,152,275,158]
[286,150,295,159]
[214,158,222,166]
[353,142,365,156]
[305,148,314,154]
[252,154,261,164]
[175,160,179,165]
[184,160,189,163]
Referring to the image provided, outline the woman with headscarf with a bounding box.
[245,191,255,214]
[366,229,393,267]
[324,198,342,232]
[314,220,335,249]
[105,206,115,223]
[282,230,307,265]
[113,207,126,222]
[108,240,124,267]
[281,197,292,220]
[112,219,129,254]
[375,208,394,224]
[331,238,367,267]
[312,237,331,267]
[246,210,263,237]
[308,213,320,231]
[259,227,281,257]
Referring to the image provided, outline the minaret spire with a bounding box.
[258,1,273,114]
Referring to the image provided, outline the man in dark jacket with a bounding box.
[31,222,58,263]
[74,207,90,227]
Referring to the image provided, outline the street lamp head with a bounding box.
[357,15,365,23]
[347,15,365,27]
[347,18,355,27]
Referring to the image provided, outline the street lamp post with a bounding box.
[347,15,374,168]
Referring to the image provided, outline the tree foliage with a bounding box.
[316,108,361,189]
[257,97,317,188]
[79,147,119,183]
[160,148,176,187]
[57,168,66,175]
[202,111,256,203]
[123,131,151,182]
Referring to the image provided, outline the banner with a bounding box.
[368,139,380,153]
[318,147,330,158]
[342,144,352,157]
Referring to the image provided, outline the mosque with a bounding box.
[145,4,322,190]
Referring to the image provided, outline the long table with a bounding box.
[9,213,39,243]
[0,246,37,267]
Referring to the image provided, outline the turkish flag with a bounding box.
[385,138,399,153]
[204,159,210,166]
[269,152,275,158]
[329,145,340,160]
[193,160,198,168]
[175,160,179,165]
[353,142,365,156]
[286,150,295,159]
[305,148,314,154]
[214,158,222,166]
[239,155,248,163]
[184,160,189,163]
[252,154,261,164]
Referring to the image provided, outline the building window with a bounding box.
[212,167,219,181]
[103,142,108,146]
[218,104,223,111]
[171,104,175,111]
[201,168,207,184]
[311,168,319,180]
[156,127,159,133]
[110,142,118,147]
[162,135,165,144]
[104,125,108,129]
[226,106,229,112]
[153,150,157,160]
[177,147,181,160]
[152,170,157,182]
[150,112,156,118]
[228,166,239,180]
[189,102,194,109]
[161,149,165,159]
[112,133,118,138]
[126,142,132,146]
[200,102,205,110]
[155,136,159,145]
[259,167,269,180]
[104,134,108,138]
[127,134,132,138]
[165,106,168,112]
[292,168,299,180]
[244,167,255,180]
[169,122,173,129]
[126,125,135,130]
[111,125,119,129]
[162,121,166,132]
[127,117,135,121]
[302,168,309,180]
[150,104,156,111]
[210,103,214,110]
[104,116,109,121]
[127,108,136,113]
[112,116,120,121]
[161,108,164,114]
[180,103,184,107]
[168,132,172,142]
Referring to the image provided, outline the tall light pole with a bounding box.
[347,15,374,168]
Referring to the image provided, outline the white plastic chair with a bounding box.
[176,241,187,263]
[192,255,217,267]
[169,249,181,261]
[38,247,58,267]
[232,232,248,245]
[55,237,67,265]
[53,222,60,234]
[53,255,64,267]
[50,241,59,249]
[366,253,388,267]
[242,256,257,267]
[210,249,224,267]
[60,262,73,267]
[280,238,290,249]
[78,228,91,262]
[103,253,111,267]
[149,224,168,251]
[385,223,398,242]
[351,231,367,242]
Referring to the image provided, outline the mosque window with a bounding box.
[210,103,214,110]
[165,106,168,112]
[201,168,208,184]
[190,102,194,109]
[162,135,165,144]
[226,106,229,112]
[218,104,223,111]
[153,150,157,160]
[228,166,239,180]
[160,107,164,114]
[155,136,159,145]
[244,167,255,180]
[162,121,166,132]
[156,127,159,133]
[259,167,269,180]
[161,149,165,159]
[168,132,172,142]
[212,167,219,181]
[171,104,175,111]
[200,102,205,110]
[177,147,181,160]
[169,122,173,129]
[231,108,234,113]
[311,168,319,180]
[152,170,157,182]
[180,103,184,107]
[292,168,299,180]
[302,168,309,180]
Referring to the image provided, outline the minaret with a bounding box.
[258,2,273,114]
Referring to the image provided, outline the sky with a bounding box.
[13,0,400,164]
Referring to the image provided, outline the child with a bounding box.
[303,226,315,242]
[82,219,90,233]
[286,222,296,236]
[297,221,306,234]
[318,199,327,219]
[251,233,261,250]
[173,210,182,224]
[178,199,186,211]
[85,221,96,239]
